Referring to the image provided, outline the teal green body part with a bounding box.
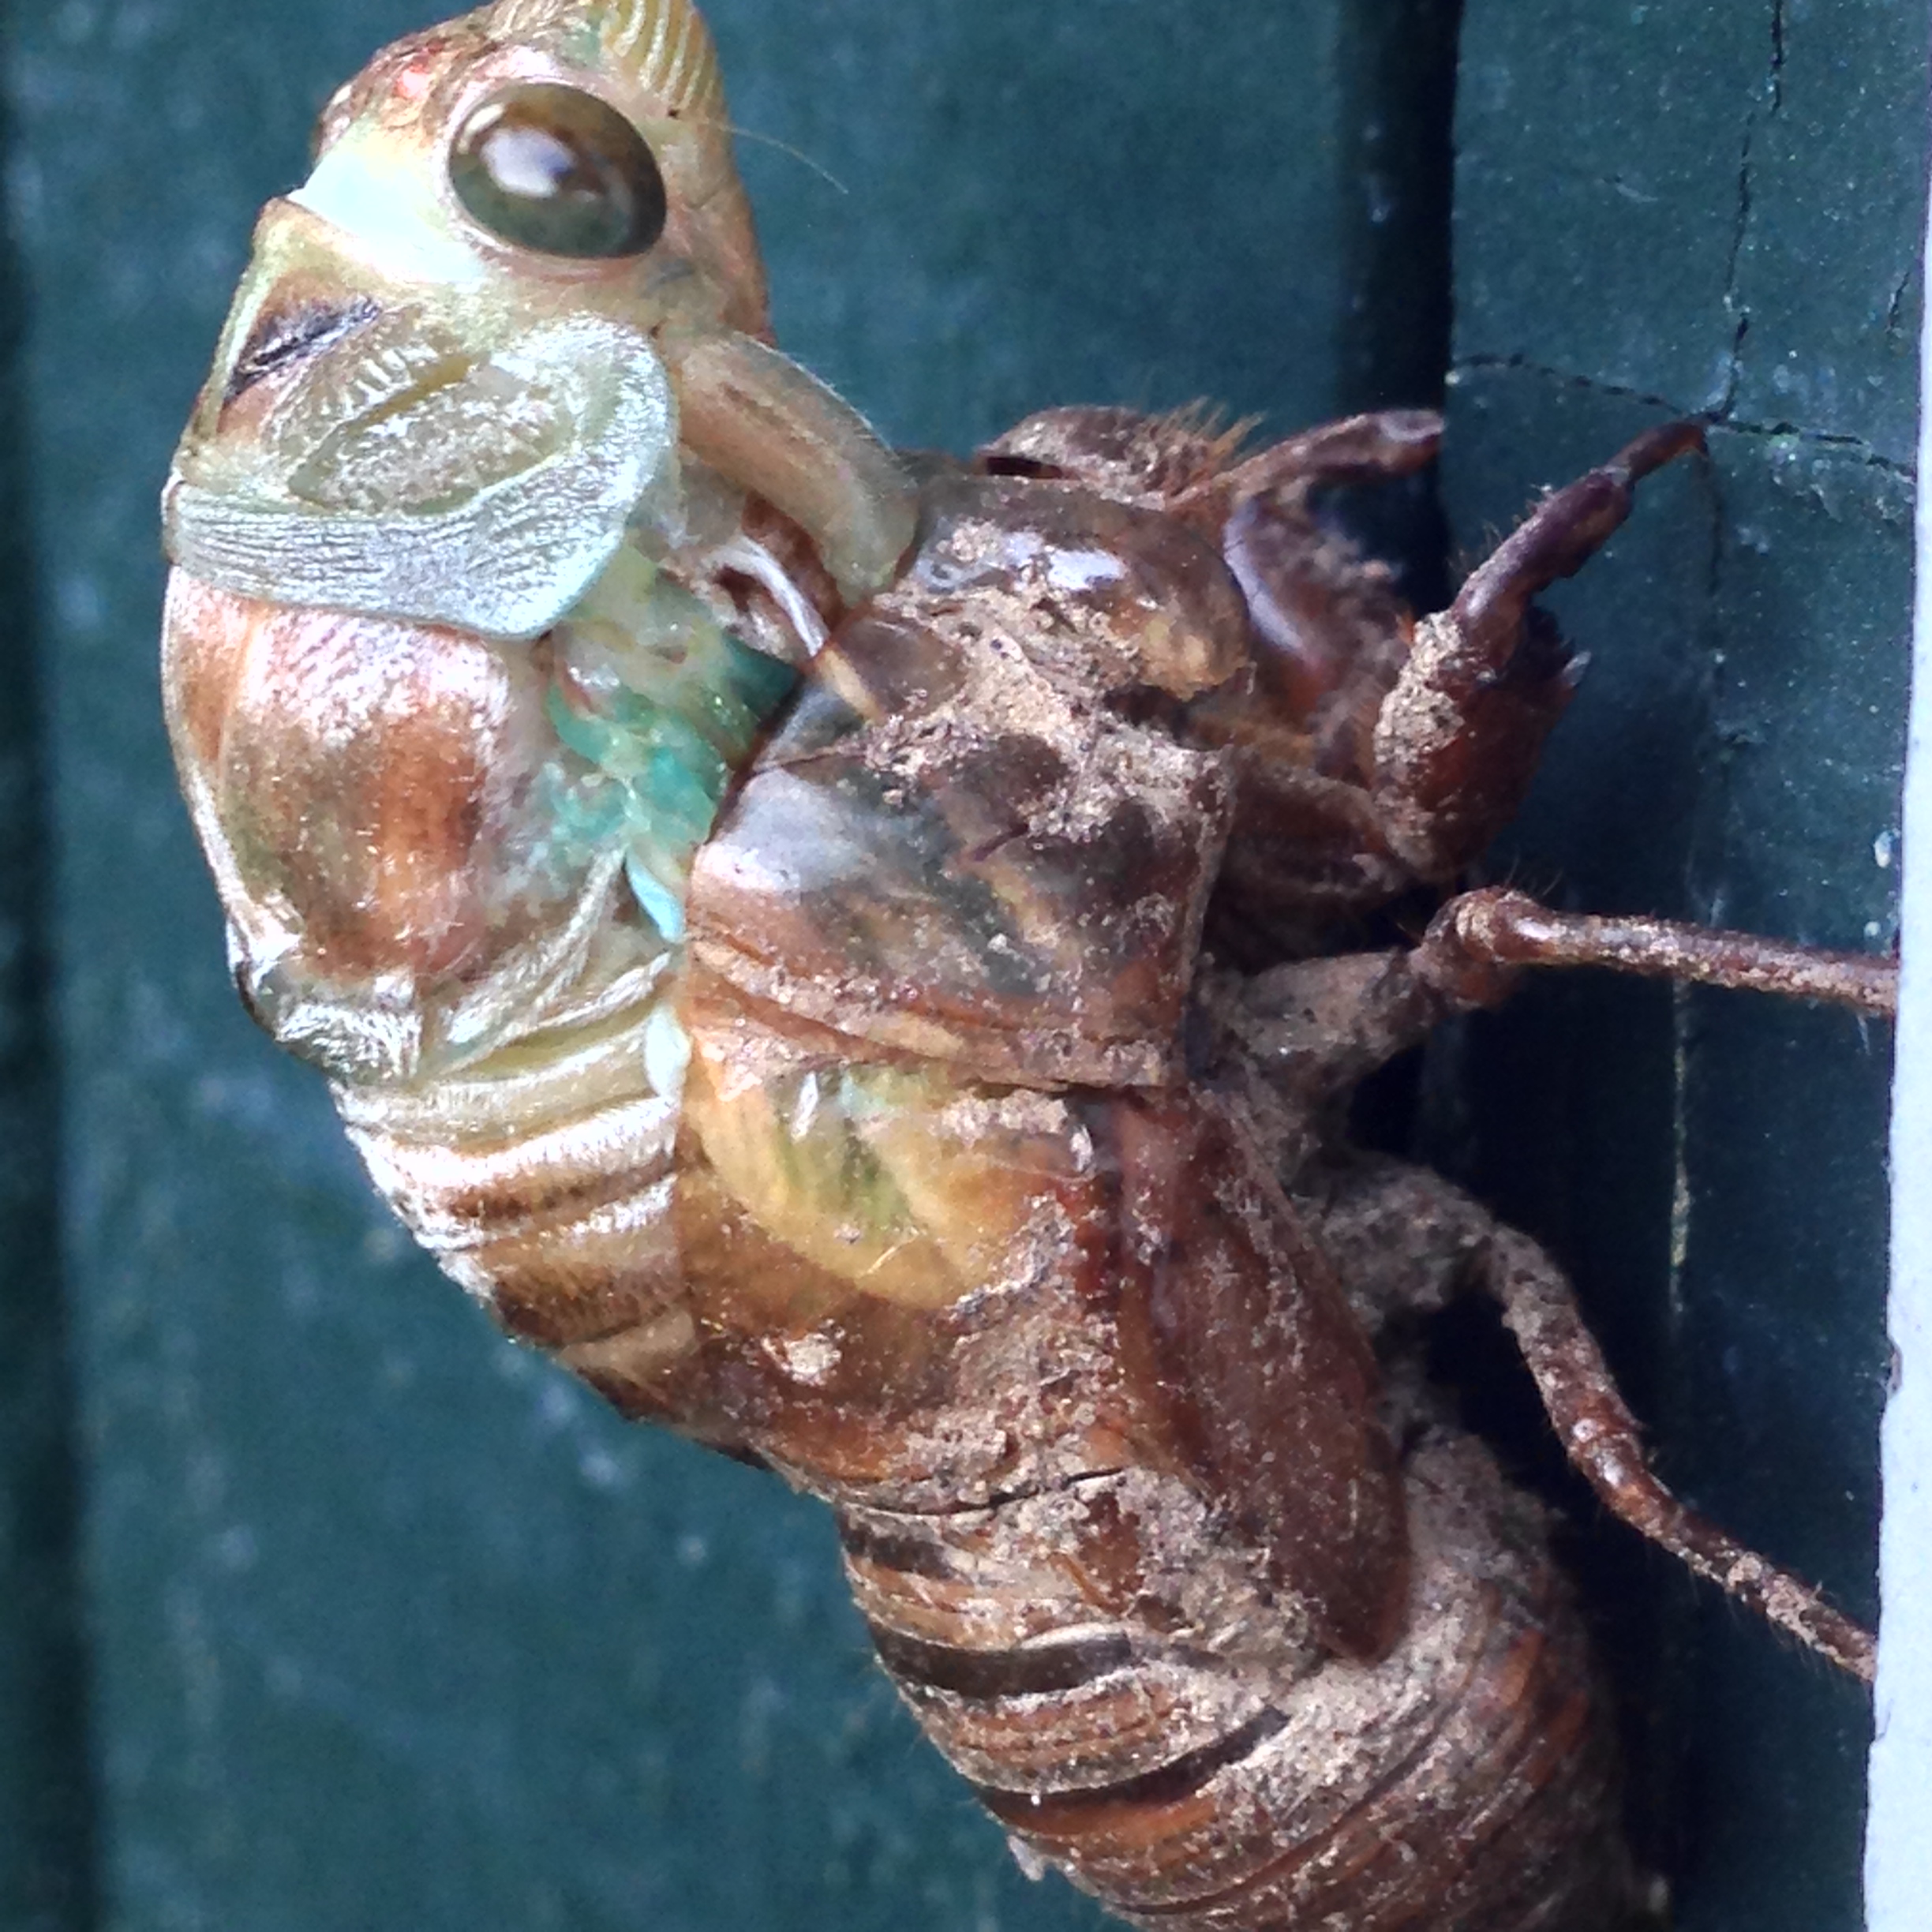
[540,540,799,942]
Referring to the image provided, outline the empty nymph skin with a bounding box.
[161,6,1890,1930]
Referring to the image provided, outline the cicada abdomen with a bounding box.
[163,5,1640,1930]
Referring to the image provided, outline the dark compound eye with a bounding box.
[449,84,668,260]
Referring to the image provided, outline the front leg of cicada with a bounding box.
[1369,419,1707,882]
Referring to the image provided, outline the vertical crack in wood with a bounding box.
[1718,2,1785,418]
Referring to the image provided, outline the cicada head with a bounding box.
[161,0,915,1088]
[166,0,772,643]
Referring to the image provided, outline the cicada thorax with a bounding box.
[666,455,1398,1575]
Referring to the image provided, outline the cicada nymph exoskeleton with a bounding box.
[162,6,1891,1931]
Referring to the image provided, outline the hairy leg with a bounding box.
[1210,406,1444,505]
[1297,1154,1876,1682]
[1417,885,1896,1018]
[1477,1224,1875,1682]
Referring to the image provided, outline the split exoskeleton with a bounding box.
[159,5,1895,1930]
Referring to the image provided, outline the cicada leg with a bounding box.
[1414,885,1897,1018]
[1368,421,1706,884]
[1480,1224,1877,1680]
[1294,1149,1878,1682]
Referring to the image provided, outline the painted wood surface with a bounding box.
[0,2,1915,1928]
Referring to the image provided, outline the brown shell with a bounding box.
[689,473,1249,1088]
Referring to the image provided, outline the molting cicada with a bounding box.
[159,4,1894,1929]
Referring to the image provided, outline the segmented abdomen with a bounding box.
[841,1436,1631,1932]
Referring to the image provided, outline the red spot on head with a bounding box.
[391,39,451,102]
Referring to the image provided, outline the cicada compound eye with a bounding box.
[449,82,668,259]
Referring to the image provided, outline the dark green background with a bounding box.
[0,2,1917,1929]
